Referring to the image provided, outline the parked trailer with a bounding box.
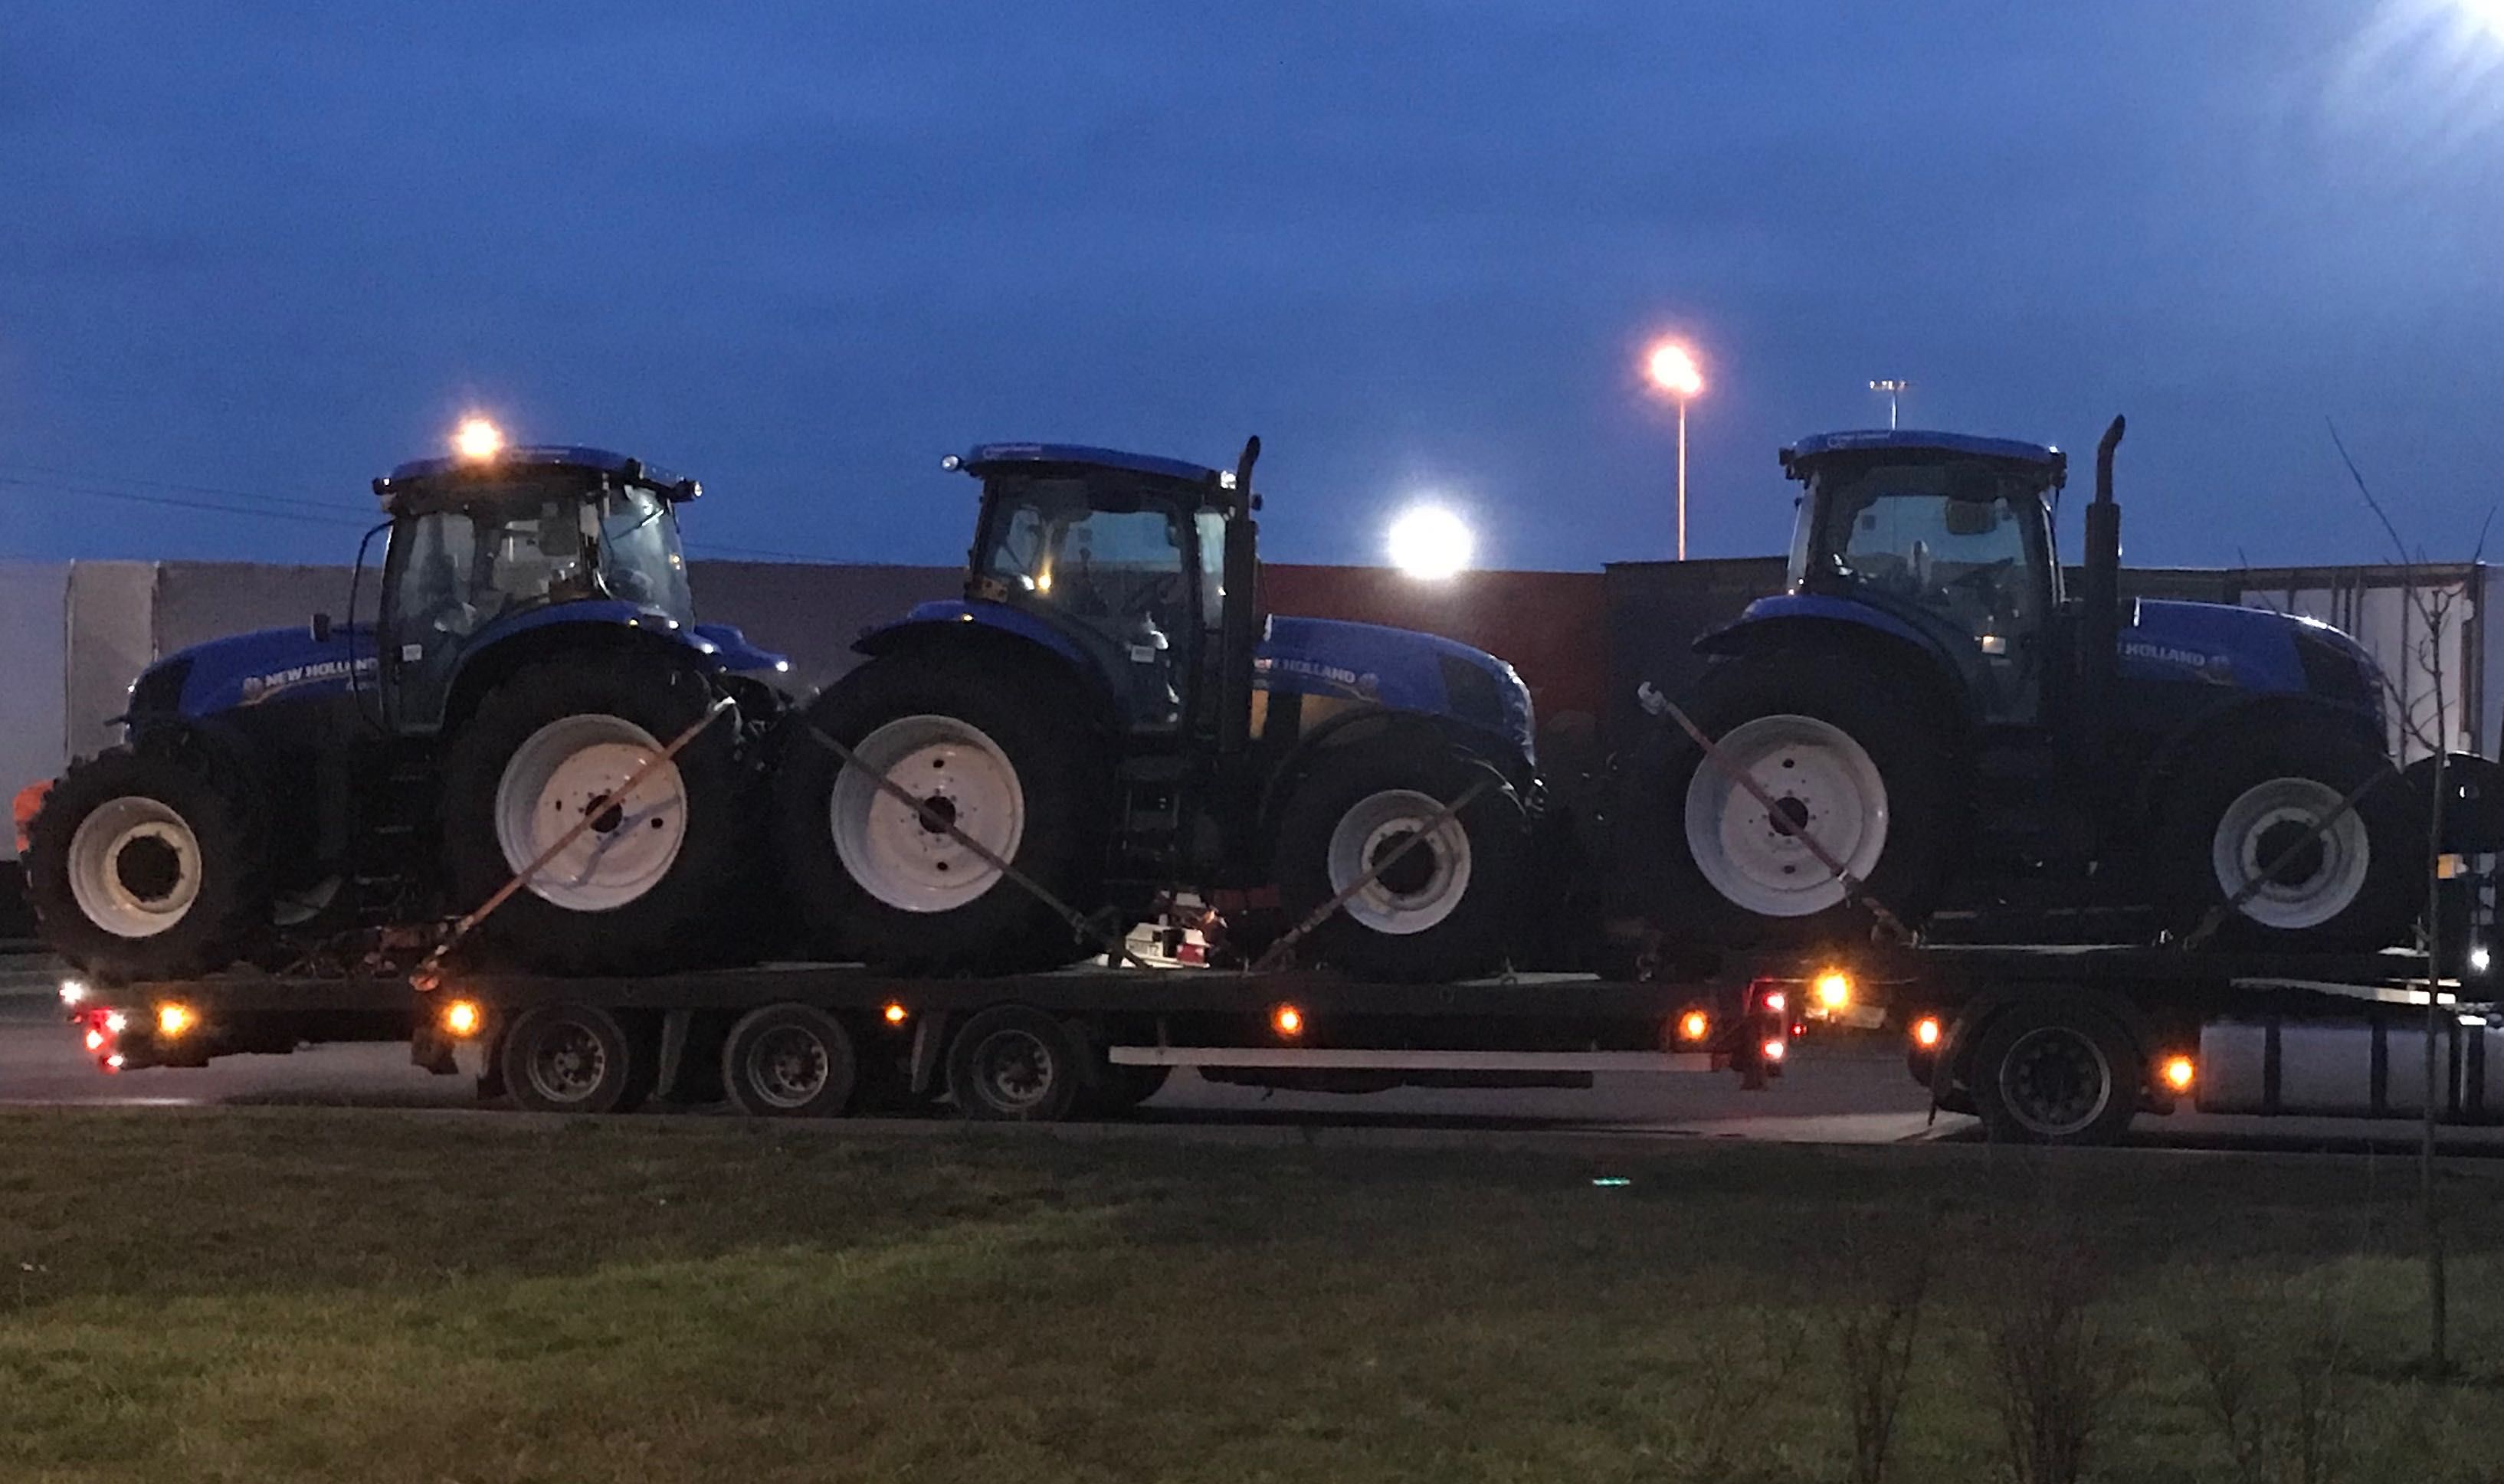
[58,961,1798,1119]
[1841,943,2502,1145]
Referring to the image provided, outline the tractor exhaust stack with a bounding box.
[2079,414,2126,762]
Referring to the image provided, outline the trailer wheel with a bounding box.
[1968,1003,2140,1146]
[946,1005,1083,1122]
[721,1004,858,1118]
[500,1004,654,1115]
[444,652,752,974]
[2161,731,2417,952]
[1270,738,1526,981]
[775,653,1110,975]
[25,748,265,980]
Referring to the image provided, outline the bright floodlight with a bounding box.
[451,415,505,462]
[1387,505,1474,579]
[1647,342,1704,400]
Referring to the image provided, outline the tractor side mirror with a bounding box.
[310,611,333,644]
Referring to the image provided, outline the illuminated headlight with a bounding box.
[57,979,87,1007]
[2473,946,2492,975]
[103,1011,128,1036]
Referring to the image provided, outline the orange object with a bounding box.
[12,778,50,854]
[1912,1016,1943,1049]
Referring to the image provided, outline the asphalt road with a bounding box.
[9,958,2504,1155]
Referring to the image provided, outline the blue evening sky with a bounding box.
[2,1,2499,571]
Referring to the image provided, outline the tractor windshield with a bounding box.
[593,485,694,620]
[977,477,1192,637]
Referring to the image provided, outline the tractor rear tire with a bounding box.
[2161,730,2417,953]
[1270,736,1527,981]
[25,748,265,981]
[773,652,1111,975]
[1631,652,1956,942]
[442,652,752,975]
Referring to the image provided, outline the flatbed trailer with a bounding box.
[57,960,1798,1121]
[1836,942,2504,1145]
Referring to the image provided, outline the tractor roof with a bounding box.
[374,446,700,509]
[954,442,1226,487]
[1782,429,2065,478]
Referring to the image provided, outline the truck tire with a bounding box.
[1634,653,1955,940]
[1967,1001,2141,1146]
[2161,732,2417,953]
[1270,737,1527,981]
[720,1003,858,1118]
[500,1003,655,1115]
[25,748,264,980]
[442,652,750,975]
[946,1004,1083,1121]
[775,653,1110,975]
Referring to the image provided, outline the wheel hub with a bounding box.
[2211,776,2369,930]
[528,1023,608,1103]
[66,794,205,939]
[977,1031,1052,1109]
[829,714,1027,913]
[748,1026,831,1107]
[1326,788,1473,936]
[1998,1027,2112,1138]
[493,714,690,913]
[1683,713,1890,917]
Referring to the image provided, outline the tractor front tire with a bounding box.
[1270,736,1528,981]
[773,653,1110,975]
[25,748,265,981]
[442,652,752,975]
[2161,730,2417,953]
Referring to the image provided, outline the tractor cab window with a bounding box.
[385,494,596,731]
[594,485,694,620]
[978,477,1195,728]
[1811,462,2050,721]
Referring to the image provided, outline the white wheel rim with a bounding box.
[1683,713,1889,917]
[1325,788,1473,936]
[2212,776,2370,930]
[493,714,689,912]
[65,795,202,939]
[830,714,1025,913]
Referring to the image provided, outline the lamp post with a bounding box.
[1646,342,1705,559]
[1870,379,1909,430]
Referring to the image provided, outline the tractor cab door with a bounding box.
[379,498,596,734]
[974,477,1203,737]
[1804,461,2054,726]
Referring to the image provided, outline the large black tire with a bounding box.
[2158,730,2418,953]
[946,1004,1083,1122]
[1270,736,1527,981]
[441,652,751,975]
[1968,1001,2141,1146]
[719,1003,859,1119]
[499,1003,656,1115]
[25,748,265,980]
[773,652,1111,975]
[1625,652,1957,942]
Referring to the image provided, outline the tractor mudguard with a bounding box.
[1693,598,1970,722]
[2126,692,2386,827]
[856,600,1098,677]
[1254,706,1531,854]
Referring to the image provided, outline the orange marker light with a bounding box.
[883,1001,909,1026]
[1912,1015,1942,1049]
[1271,1004,1303,1037]
[156,1003,194,1038]
[2162,1055,2196,1093]
[1814,970,1852,1011]
[443,1000,483,1038]
[1678,1010,1711,1041]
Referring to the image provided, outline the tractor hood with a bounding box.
[128,624,379,720]
[2120,599,2382,716]
[1257,615,1535,758]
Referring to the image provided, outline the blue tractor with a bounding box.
[770,439,1539,980]
[1628,417,2429,952]
[25,444,786,981]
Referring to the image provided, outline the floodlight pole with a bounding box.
[1676,397,1690,561]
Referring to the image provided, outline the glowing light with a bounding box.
[1677,1010,1710,1041]
[2162,1055,2196,1093]
[2473,945,2493,974]
[1271,1004,1303,1037]
[1814,971,1852,1011]
[1912,1015,1942,1050]
[1762,990,1788,1015]
[1762,1038,1788,1063]
[443,1000,483,1038]
[155,1003,194,1037]
[1386,505,1474,579]
[58,979,87,1007]
[1591,1176,1631,1188]
[84,1029,105,1053]
[105,1053,125,1070]
[451,415,505,462]
[883,1001,909,1025]
[1646,342,1704,400]
[103,1011,127,1036]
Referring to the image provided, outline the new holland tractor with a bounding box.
[23,438,787,981]
[1625,416,2452,953]
[771,439,1539,981]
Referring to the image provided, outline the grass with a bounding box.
[1,1112,2502,1482]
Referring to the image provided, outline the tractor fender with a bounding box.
[2126,692,2388,830]
[439,614,730,734]
[1691,601,1974,728]
[1254,705,1530,852]
[847,606,1116,712]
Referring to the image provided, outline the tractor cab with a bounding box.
[370,447,704,734]
[1781,431,2067,726]
[952,441,1260,749]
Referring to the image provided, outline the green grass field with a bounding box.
[1,1110,2501,1482]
